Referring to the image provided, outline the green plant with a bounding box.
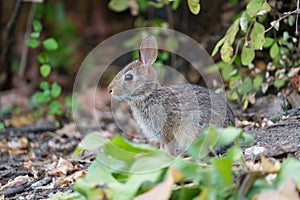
[0,122,4,130]
[26,19,82,118]
[211,0,300,109]
[51,126,300,199]
[26,19,64,116]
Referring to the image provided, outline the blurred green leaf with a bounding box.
[0,122,4,130]
[226,147,243,161]
[246,0,270,17]
[129,151,173,173]
[49,101,63,115]
[216,127,243,146]
[43,38,59,51]
[221,42,234,63]
[238,77,253,95]
[274,78,287,89]
[36,92,50,103]
[108,0,129,12]
[253,75,263,90]
[187,0,201,15]
[32,19,43,32]
[227,19,240,44]
[270,42,279,59]
[51,82,62,98]
[39,81,49,90]
[30,32,40,38]
[40,64,51,78]
[274,158,300,189]
[241,45,255,65]
[213,157,233,185]
[212,37,226,56]
[79,132,109,152]
[250,22,265,50]
[38,52,49,64]
[172,0,181,10]
[26,38,40,48]
[263,37,275,48]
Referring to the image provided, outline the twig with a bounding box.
[265,4,300,34]
[0,124,57,134]
[18,3,36,77]
[296,0,299,34]
[1,0,23,89]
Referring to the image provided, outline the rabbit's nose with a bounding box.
[109,89,113,94]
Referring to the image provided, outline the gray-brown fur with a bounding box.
[108,36,235,155]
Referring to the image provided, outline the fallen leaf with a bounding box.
[134,168,175,200]
[48,158,79,177]
[253,177,299,200]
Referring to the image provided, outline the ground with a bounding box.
[0,89,299,199]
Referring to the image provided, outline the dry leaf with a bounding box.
[253,177,299,200]
[47,158,79,177]
[134,169,175,200]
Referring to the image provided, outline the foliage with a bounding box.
[0,122,4,130]
[211,0,300,109]
[49,126,294,199]
[26,19,81,118]
[108,0,201,15]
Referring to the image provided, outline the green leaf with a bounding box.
[129,151,174,173]
[171,157,202,179]
[274,78,286,89]
[241,45,255,66]
[253,75,263,90]
[51,82,62,98]
[213,157,233,185]
[238,77,253,95]
[212,37,226,56]
[35,92,51,103]
[270,42,279,59]
[227,19,240,44]
[221,42,234,63]
[43,38,59,51]
[26,38,40,48]
[38,52,49,64]
[240,132,254,145]
[30,32,40,38]
[246,0,270,17]
[39,81,49,90]
[32,19,43,32]
[0,122,4,130]
[274,158,300,189]
[49,101,63,115]
[250,22,265,50]
[108,0,129,12]
[187,0,201,15]
[216,127,243,146]
[40,64,51,78]
[226,147,243,161]
[172,0,181,10]
[263,37,275,48]
[80,132,109,152]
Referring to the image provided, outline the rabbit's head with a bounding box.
[108,36,159,101]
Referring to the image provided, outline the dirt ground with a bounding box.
[0,92,299,199]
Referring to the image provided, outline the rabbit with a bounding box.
[108,35,235,155]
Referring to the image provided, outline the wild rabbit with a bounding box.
[108,36,235,155]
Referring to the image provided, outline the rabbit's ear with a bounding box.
[139,36,158,65]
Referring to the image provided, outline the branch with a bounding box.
[1,0,23,90]
[265,2,300,34]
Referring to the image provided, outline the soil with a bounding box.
[0,92,299,199]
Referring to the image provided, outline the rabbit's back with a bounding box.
[128,83,235,154]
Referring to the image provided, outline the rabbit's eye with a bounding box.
[125,74,133,81]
